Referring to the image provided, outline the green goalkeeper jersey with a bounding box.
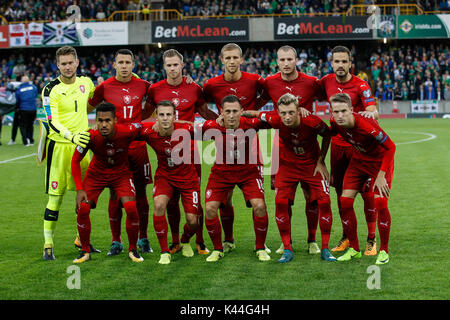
[42,76,95,143]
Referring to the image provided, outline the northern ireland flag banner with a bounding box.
[43,22,79,46]
[9,24,27,47]
[28,22,43,46]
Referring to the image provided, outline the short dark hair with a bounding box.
[96,102,116,117]
[156,100,176,113]
[331,45,351,60]
[114,48,134,60]
[221,95,241,108]
[56,46,77,63]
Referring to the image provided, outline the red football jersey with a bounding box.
[203,72,265,112]
[146,78,205,122]
[140,122,198,181]
[200,117,268,174]
[320,74,376,146]
[259,111,330,166]
[330,113,395,171]
[89,76,150,124]
[73,123,142,180]
[261,72,322,112]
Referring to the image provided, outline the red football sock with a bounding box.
[339,196,360,252]
[362,191,377,239]
[253,212,268,251]
[166,197,181,244]
[375,197,391,253]
[108,198,122,243]
[305,201,318,242]
[123,201,139,251]
[136,195,149,240]
[205,216,223,251]
[77,202,91,253]
[336,192,347,238]
[195,205,205,244]
[180,223,196,243]
[219,205,234,242]
[317,199,333,249]
[275,201,292,251]
[153,213,169,253]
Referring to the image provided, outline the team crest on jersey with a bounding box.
[165,148,172,156]
[79,85,85,93]
[206,189,212,199]
[123,95,131,104]
[107,149,115,156]
[51,181,58,190]
[172,97,180,107]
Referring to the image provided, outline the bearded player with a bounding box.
[319,45,379,256]
[88,49,153,256]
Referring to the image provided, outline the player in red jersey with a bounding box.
[200,95,271,262]
[140,101,202,265]
[329,93,395,265]
[203,43,269,254]
[144,49,218,256]
[319,46,379,255]
[88,49,153,256]
[261,45,324,255]
[71,102,144,263]
[244,93,336,263]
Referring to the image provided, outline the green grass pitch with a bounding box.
[0,118,449,300]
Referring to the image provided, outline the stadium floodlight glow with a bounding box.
[383,37,387,44]
[158,42,162,48]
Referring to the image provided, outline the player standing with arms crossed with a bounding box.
[319,46,379,256]
[144,49,218,256]
[88,49,153,256]
[203,43,268,253]
[329,93,395,265]
[41,46,97,260]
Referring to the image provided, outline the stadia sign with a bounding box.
[152,19,249,43]
[274,17,372,40]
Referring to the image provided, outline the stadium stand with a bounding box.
[1,1,448,23]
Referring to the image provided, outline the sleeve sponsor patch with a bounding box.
[363,89,372,98]
[76,146,84,153]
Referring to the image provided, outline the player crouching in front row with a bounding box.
[329,93,395,265]
[71,102,144,263]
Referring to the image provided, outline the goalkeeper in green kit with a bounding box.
[40,46,98,260]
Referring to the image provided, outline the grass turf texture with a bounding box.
[0,118,449,300]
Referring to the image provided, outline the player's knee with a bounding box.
[186,215,198,230]
[153,200,166,216]
[47,194,63,211]
[252,200,266,217]
[205,203,218,219]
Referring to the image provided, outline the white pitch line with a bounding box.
[394,132,437,145]
[0,153,36,164]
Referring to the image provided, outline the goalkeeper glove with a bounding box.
[69,131,90,148]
